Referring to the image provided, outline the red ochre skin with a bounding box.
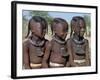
[67,16,90,67]
[23,16,48,69]
[42,18,71,68]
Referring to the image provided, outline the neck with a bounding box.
[73,33,84,41]
[72,33,85,44]
[74,33,79,41]
[29,33,45,47]
[55,34,65,41]
[53,35,66,44]
[31,33,41,42]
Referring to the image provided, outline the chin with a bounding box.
[41,37,44,39]
[62,36,66,39]
[60,37,65,40]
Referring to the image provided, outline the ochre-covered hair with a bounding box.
[70,16,86,37]
[25,16,48,38]
[51,18,68,35]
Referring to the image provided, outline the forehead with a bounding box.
[30,19,40,25]
[54,22,68,29]
[30,20,42,28]
[79,19,85,28]
[79,19,85,24]
[74,19,85,28]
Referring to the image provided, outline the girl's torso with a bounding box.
[50,39,69,65]
[25,38,48,64]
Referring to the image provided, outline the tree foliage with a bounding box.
[84,15,91,27]
[29,11,53,24]
[83,15,91,36]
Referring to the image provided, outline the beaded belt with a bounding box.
[49,62,64,67]
[30,63,42,67]
[74,59,85,63]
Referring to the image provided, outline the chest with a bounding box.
[71,40,86,55]
[51,41,68,57]
[28,43,45,57]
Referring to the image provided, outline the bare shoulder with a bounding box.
[45,39,49,44]
[45,39,55,49]
[47,40,52,48]
[84,39,89,44]
[66,38,72,45]
[66,38,71,42]
[23,38,29,46]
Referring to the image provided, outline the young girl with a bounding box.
[23,16,48,69]
[42,18,71,68]
[67,16,90,67]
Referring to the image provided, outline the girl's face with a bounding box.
[55,23,68,39]
[74,20,85,37]
[30,20,46,39]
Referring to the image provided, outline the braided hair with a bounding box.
[51,18,68,35]
[25,16,48,38]
[70,16,86,37]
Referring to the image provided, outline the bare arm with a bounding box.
[85,40,90,66]
[42,41,52,68]
[66,39,77,67]
[23,40,30,69]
